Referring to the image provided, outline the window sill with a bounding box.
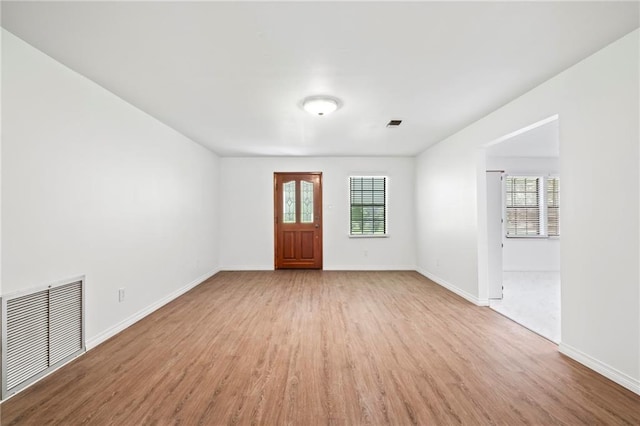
[505,235,560,239]
[349,234,389,239]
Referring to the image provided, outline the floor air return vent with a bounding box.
[2,278,85,399]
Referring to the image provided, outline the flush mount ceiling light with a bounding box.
[301,96,340,116]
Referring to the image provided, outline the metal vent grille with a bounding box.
[6,290,49,391]
[49,282,83,365]
[2,278,85,399]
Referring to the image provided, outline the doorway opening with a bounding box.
[273,172,323,269]
[483,117,561,343]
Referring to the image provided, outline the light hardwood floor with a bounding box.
[2,271,639,425]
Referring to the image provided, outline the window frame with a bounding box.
[349,176,388,238]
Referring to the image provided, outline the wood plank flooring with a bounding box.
[2,271,639,425]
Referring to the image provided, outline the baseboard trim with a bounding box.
[220,265,417,271]
[220,266,273,271]
[325,265,417,271]
[416,268,489,306]
[86,268,220,350]
[559,343,640,395]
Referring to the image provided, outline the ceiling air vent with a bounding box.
[386,120,402,128]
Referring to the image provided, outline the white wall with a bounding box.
[0,24,4,297]
[485,156,559,174]
[415,139,482,303]
[486,156,560,272]
[219,157,415,270]
[416,30,639,393]
[503,238,560,272]
[1,30,220,347]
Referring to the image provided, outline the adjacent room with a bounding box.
[485,118,561,343]
[1,1,639,424]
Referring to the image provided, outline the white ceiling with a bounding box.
[2,2,638,157]
[487,119,559,158]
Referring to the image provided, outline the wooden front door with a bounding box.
[274,172,323,269]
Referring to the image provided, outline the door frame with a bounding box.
[273,172,323,269]
[486,170,504,299]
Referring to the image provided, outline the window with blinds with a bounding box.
[350,176,387,235]
[505,175,559,238]
[505,176,541,237]
[547,177,560,236]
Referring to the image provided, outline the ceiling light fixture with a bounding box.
[302,96,340,116]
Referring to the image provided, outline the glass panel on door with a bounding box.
[283,181,296,223]
[301,180,314,223]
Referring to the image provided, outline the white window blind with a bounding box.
[505,175,560,238]
[547,177,560,237]
[350,176,387,235]
[505,176,541,237]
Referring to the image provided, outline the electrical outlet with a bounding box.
[118,288,125,302]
